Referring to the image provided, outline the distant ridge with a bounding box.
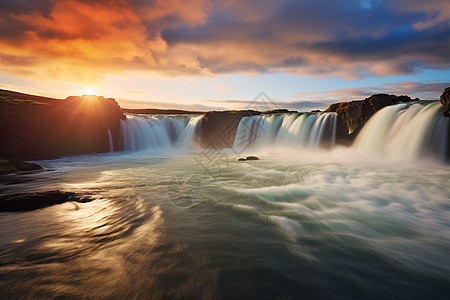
[123,108,204,115]
[0,89,62,102]
[0,89,205,114]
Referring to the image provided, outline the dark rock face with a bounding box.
[0,90,126,160]
[238,156,259,161]
[262,109,297,114]
[326,94,413,142]
[440,87,450,117]
[0,158,42,175]
[0,190,92,212]
[199,110,260,148]
[245,156,259,160]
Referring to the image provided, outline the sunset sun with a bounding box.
[83,89,94,95]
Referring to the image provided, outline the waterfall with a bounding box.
[117,104,448,161]
[119,115,202,152]
[354,101,449,161]
[233,112,337,152]
[107,129,114,152]
[176,116,203,149]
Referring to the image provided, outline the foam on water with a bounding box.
[1,147,449,298]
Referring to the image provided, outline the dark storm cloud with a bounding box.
[0,0,51,13]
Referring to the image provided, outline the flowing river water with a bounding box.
[0,102,449,299]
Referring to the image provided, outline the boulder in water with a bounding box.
[440,87,450,117]
[245,156,259,160]
[237,156,259,161]
[0,190,92,212]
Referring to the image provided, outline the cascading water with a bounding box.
[354,101,449,161]
[116,103,448,162]
[233,112,338,151]
[119,115,202,152]
[107,129,114,152]
[176,116,203,149]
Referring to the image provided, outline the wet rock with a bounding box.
[200,110,261,148]
[325,94,414,142]
[440,87,450,117]
[0,158,42,175]
[0,190,92,212]
[245,156,259,160]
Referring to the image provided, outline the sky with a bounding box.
[0,0,449,111]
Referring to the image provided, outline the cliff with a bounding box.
[440,87,450,117]
[199,110,261,148]
[2,87,448,160]
[325,94,414,142]
[0,90,125,160]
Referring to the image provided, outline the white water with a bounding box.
[233,113,338,152]
[117,103,447,161]
[354,102,449,161]
[119,115,202,152]
[107,129,114,152]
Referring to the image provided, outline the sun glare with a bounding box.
[83,89,94,95]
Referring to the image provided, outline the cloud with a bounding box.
[205,98,336,112]
[0,0,448,82]
[387,0,450,30]
[0,0,212,82]
[118,97,225,111]
[116,80,449,111]
[291,81,450,101]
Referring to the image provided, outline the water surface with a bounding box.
[0,149,448,299]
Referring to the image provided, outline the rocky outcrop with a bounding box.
[0,90,125,160]
[440,87,450,161]
[325,94,414,142]
[0,158,42,175]
[0,190,91,212]
[199,110,261,148]
[440,87,450,117]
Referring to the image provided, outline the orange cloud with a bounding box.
[0,0,211,82]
